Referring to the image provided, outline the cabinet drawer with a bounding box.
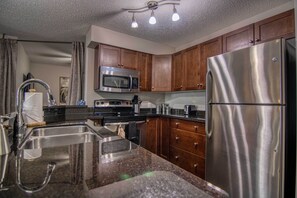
[170,146,205,179]
[170,119,205,134]
[170,128,205,157]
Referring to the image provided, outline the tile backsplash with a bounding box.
[90,90,205,110]
[165,91,206,110]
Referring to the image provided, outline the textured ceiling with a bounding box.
[0,0,292,48]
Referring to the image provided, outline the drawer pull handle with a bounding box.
[194,142,198,147]
[175,136,180,142]
[175,156,179,160]
[193,164,198,168]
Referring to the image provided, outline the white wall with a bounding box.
[30,63,71,105]
[16,42,30,89]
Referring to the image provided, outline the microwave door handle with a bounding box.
[129,75,132,92]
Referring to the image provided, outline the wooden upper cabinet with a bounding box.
[172,52,183,91]
[138,52,152,91]
[183,45,200,90]
[151,55,172,92]
[200,37,222,89]
[255,9,295,44]
[97,44,138,69]
[223,24,254,53]
[121,49,138,70]
[99,44,121,67]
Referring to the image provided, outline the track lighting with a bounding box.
[123,0,181,28]
[131,13,138,28]
[172,5,180,21]
[149,11,157,25]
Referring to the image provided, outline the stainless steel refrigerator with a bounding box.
[205,38,296,198]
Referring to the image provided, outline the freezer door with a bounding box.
[206,104,284,198]
[207,39,283,104]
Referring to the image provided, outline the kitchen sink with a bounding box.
[20,124,101,149]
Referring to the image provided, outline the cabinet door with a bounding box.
[200,37,222,89]
[151,55,172,92]
[138,53,152,91]
[223,24,254,53]
[121,49,138,70]
[255,9,295,44]
[99,44,121,67]
[159,118,170,160]
[183,46,200,90]
[172,52,183,91]
[145,118,158,154]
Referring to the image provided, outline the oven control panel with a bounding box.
[94,99,132,107]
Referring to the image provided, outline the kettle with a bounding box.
[132,95,141,114]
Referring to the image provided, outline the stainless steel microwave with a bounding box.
[96,66,140,92]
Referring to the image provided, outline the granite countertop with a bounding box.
[0,120,226,197]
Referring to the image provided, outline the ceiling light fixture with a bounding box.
[131,13,138,28]
[172,5,180,21]
[149,10,157,24]
[123,0,181,28]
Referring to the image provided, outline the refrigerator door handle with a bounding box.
[206,70,213,139]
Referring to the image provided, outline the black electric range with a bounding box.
[93,99,146,125]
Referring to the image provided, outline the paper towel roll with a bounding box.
[23,92,44,124]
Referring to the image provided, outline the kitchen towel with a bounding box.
[22,92,44,124]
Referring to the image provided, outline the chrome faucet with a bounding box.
[16,79,56,137]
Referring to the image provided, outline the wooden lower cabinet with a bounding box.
[159,117,170,160]
[144,117,206,179]
[144,118,158,154]
[170,146,205,179]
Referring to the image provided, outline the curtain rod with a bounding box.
[17,39,72,44]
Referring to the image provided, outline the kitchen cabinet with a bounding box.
[145,118,158,154]
[151,55,172,92]
[172,52,183,91]
[183,45,200,90]
[138,52,152,91]
[169,119,206,178]
[200,37,222,89]
[254,9,294,44]
[158,117,170,160]
[95,44,138,69]
[223,24,254,53]
[223,10,295,53]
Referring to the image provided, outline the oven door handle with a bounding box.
[129,75,133,92]
[104,121,145,126]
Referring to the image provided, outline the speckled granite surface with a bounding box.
[0,121,226,198]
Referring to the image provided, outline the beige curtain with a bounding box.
[68,42,85,105]
[0,39,17,115]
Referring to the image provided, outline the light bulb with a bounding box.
[149,11,156,24]
[172,6,180,21]
[131,14,138,28]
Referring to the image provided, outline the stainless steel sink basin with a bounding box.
[20,124,101,149]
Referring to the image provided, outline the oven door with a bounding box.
[99,66,139,92]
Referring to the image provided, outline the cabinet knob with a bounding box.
[180,85,183,88]
[249,40,254,44]
[256,38,261,42]
[152,87,155,90]
[197,84,199,87]
[175,122,179,127]
[194,142,198,147]
[194,126,198,130]
[175,136,180,141]
[175,156,179,160]
[193,163,198,168]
